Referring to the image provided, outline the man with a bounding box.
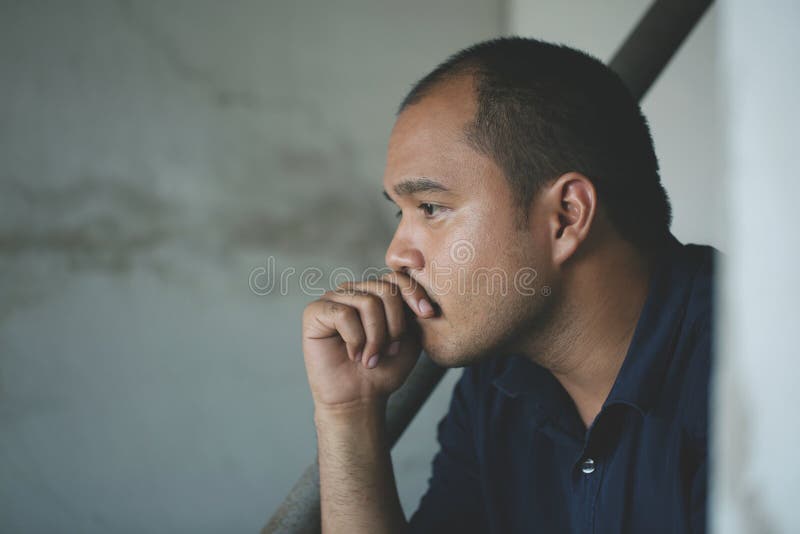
[302,37,714,533]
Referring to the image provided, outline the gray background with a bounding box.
[0,1,723,532]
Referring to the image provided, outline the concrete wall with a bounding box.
[713,1,800,532]
[0,1,500,532]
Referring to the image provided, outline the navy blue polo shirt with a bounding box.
[409,234,715,533]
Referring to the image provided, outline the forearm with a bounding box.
[315,401,407,534]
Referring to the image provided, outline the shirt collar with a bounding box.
[492,233,698,416]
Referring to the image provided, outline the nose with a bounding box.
[385,227,425,274]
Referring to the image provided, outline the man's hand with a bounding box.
[302,271,435,410]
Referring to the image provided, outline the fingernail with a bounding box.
[418,298,433,315]
[388,341,400,355]
[355,351,362,362]
[367,354,379,368]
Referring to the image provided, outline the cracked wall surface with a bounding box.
[0,1,501,531]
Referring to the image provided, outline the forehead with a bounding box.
[383,76,504,195]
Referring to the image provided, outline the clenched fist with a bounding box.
[302,271,436,409]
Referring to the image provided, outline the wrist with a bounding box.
[314,397,387,429]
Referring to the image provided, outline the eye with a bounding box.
[420,203,443,218]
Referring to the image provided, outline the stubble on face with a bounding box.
[419,236,555,367]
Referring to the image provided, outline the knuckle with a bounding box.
[389,318,405,339]
[304,299,323,317]
[362,317,385,332]
[387,283,405,301]
[325,300,342,315]
[379,272,396,286]
[335,281,352,292]
[361,293,383,313]
[341,307,360,324]
[378,281,399,299]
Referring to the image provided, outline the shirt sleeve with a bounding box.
[407,367,490,533]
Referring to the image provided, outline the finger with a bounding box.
[380,271,436,318]
[335,280,405,346]
[304,299,367,361]
[322,290,389,368]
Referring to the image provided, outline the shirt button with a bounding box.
[580,458,596,474]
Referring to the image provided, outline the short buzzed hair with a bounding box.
[400,37,672,252]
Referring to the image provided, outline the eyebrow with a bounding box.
[384,177,450,201]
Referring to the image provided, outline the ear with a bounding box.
[543,172,597,267]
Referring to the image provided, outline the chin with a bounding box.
[422,348,459,368]
[422,340,494,369]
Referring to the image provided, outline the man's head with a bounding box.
[382,37,672,366]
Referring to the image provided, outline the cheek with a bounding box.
[467,212,521,263]
[422,207,520,300]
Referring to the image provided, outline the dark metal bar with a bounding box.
[609,0,713,100]
[262,462,321,534]
[263,1,713,531]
